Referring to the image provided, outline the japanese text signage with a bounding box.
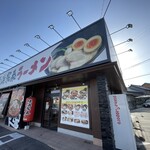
[60,86,89,128]
[109,94,137,150]
[0,19,109,89]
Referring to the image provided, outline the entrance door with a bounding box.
[42,88,60,130]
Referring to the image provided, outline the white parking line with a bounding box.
[0,132,25,146]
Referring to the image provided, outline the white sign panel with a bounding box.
[0,43,61,89]
[109,94,137,150]
[0,19,109,89]
[60,86,89,128]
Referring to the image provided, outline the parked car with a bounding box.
[143,99,150,108]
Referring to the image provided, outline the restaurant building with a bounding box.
[0,18,126,150]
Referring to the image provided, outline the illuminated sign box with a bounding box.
[0,18,112,89]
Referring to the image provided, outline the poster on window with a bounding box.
[7,87,26,117]
[60,86,89,128]
[0,93,10,118]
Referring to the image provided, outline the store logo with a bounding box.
[113,96,121,125]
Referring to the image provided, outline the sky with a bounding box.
[0,0,150,87]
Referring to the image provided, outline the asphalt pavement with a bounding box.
[0,126,54,150]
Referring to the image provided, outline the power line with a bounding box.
[123,57,150,70]
[101,0,105,18]
[124,73,150,80]
[103,0,112,18]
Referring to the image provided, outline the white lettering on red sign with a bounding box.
[24,99,32,116]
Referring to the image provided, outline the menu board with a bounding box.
[7,87,26,117]
[60,86,89,128]
[0,93,10,118]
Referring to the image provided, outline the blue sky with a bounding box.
[0,0,150,87]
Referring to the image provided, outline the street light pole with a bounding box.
[110,24,133,35]
[114,38,133,47]
[24,43,39,52]
[10,55,23,61]
[117,49,133,55]
[16,49,31,57]
[34,35,50,46]
[4,59,18,65]
[48,25,64,39]
[0,62,12,67]
[66,10,81,29]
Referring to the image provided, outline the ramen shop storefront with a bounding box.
[0,18,125,149]
[25,61,124,148]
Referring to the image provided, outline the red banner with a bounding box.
[23,97,36,122]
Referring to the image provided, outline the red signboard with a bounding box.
[23,97,36,122]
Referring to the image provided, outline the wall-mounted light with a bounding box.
[0,62,12,67]
[114,38,133,47]
[117,49,133,55]
[110,24,133,35]
[48,24,64,39]
[16,49,31,57]
[35,35,50,46]
[4,59,18,65]
[10,55,23,61]
[66,10,81,29]
[0,64,8,69]
[24,43,39,52]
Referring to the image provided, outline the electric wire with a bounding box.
[103,0,112,18]
[101,0,105,18]
[124,73,150,80]
[123,57,150,70]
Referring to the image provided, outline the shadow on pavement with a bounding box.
[0,126,54,150]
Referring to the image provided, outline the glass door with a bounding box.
[42,88,60,130]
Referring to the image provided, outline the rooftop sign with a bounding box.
[0,19,110,89]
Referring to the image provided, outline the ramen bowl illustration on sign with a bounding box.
[45,35,104,75]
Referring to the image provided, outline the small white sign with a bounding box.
[109,94,137,150]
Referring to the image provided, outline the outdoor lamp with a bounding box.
[114,38,133,47]
[0,62,12,67]
[48,24,64,39]
[66,10,73,16]
[35,35,50,46]
[4,59,17,65]
[24,43,39,52]
[66,10,81,29]
[110,24,133,35]
[16,49,31,57]
[126,24,133,29]
[117,49,133,55]
[10,55,23,61]
[48,25,54,29]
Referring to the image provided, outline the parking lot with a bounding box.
[131,107,150,150]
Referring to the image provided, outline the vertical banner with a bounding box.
[0,93,10,118]
[7,87,26,129]
[109,94,137,150]
[23,97,36,122]
[7,87,26,117]
[60,86,89,128]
